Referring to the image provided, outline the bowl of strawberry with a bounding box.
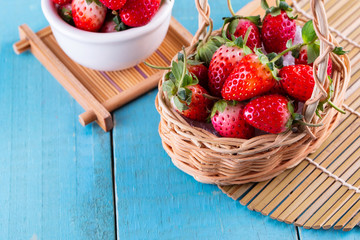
[41,0,174,71]
[154,0,350,185]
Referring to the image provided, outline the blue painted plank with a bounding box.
[112,91,297,239]
[112,1,299,239]
[299,228,360,239]
[0,1,115,239]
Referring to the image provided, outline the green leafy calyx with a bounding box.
[262,0,297,19]
[162,48,199,112]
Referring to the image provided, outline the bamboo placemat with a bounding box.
[219,0,360,231]
[13,17,193,131]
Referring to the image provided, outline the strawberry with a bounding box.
[211,100,254,139]
[99,0,127,10]
[100,18,118,33]
[208,44,245,97]
[267,81,286,95]
[72,0,107,32]
[57,3,73,25]
[120,0,161,27]
[226,17,262,50]
[188,63,209,90]
[178,84,213,121]
[100,12,128,32]
[243,94,295,134]
[295,46,332,76]
[279,64,314,102]
[221,53,277,101]
[261,0,296,54]
[53,0,72,5]
[162,49,213,122]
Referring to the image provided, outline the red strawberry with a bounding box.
[120,0,161,27]
[262,10,296,53]
[162,49,213,122]
[227,19,261,50]
[100,19,117,33]
[57,3,73,25]
[53,0,71,5]
[99,0,127,10]
[221,53,276,101]
[208,45,245,97]
[178,84,213,121]
[279,65,314,102]
[188,63,209,89]
[211,101,255,139]
[244,94,293,134]
[267,81,286,95]
[295,46,333,76]
[72,0,107,32]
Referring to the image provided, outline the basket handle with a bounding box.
[303,0,335,136]
[192,0,211,45]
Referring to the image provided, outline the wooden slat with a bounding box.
[14,17,193,131]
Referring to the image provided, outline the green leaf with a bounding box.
[245,15,261,26]
[234,37,244,48]
[269,8,281,16]
[307,43,320,64]
[171,61,184,85]
[177,87,189,101]
[291,48,300,59]
[332,47,349,55]
[185,90,192,105]
[279,1,292,11]
[286,39,293,48]
[59,7,74,25]
[286,10,298,20]
[227,19,239,37]
[162,80,176,98]
[261,0,269,10]
[302,20,317,44]
[113,14,128,31]
[181,74,196,87]
[196,36,226,66]
[243,46,253,55]
[187,59,204,66]
[173,96,189,111]
[210,100,228,118]
[285,118,293,129]
[267,62,274,71]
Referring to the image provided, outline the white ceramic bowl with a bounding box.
[41,0,174,71]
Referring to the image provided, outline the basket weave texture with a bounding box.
[155,0,351,185]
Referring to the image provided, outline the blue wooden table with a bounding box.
[1,0,359,239]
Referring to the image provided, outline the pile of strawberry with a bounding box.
[156,0,347,140]
[53,0,161,32]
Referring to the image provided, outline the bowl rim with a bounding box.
[41,0,174,43]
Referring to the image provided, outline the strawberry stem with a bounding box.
[178,47,188,89]
[227,0,236,16]
[270,43,304,63]
[144,62,171,70]
[297,121,323,127]
[243,27,252,47]
[327,100,346,114]
[203,93,220,101]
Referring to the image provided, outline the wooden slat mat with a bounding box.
[13,17,193,132]
[219,0,360,231]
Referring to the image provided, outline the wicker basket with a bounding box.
[155,0,351,185]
